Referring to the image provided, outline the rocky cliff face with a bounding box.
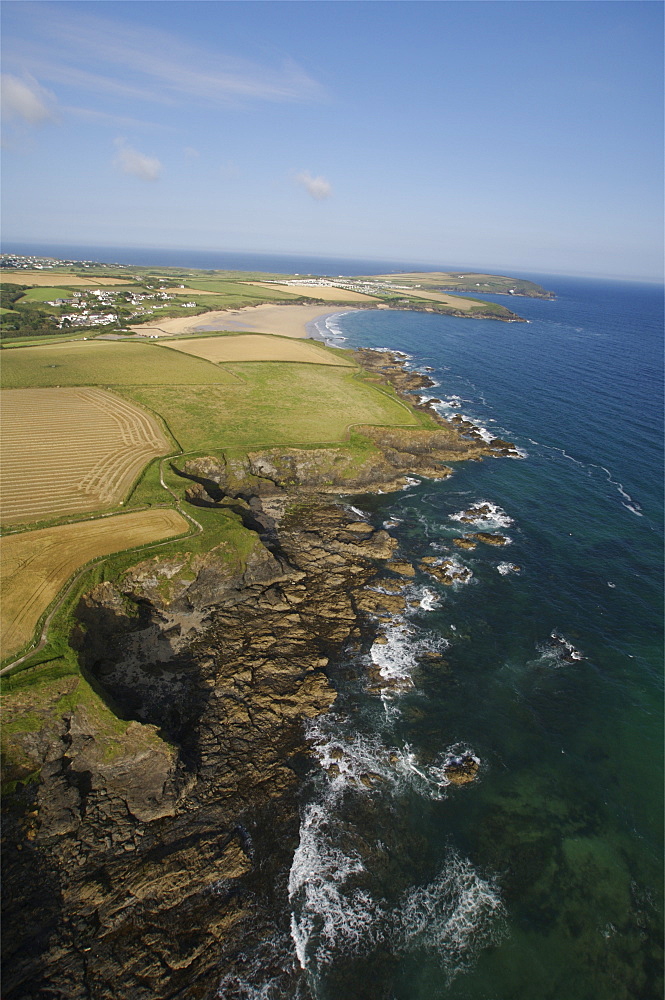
[2,497,410,1000]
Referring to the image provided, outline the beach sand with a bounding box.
[130,303,358,340]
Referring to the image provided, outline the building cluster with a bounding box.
[263,277,419,296]
[48,288,195,329]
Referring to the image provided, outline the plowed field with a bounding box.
[0,387,170,525]
[0,509,189,660]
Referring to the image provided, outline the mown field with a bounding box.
[1,272,134,287]
[0,509,189,661]
[120,362,419,453]
[163,333,353,366]
[18,287,75,302]
[0,387,170,525]
[0,340,236,388]
[249,282,379,302]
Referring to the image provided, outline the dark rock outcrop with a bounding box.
[2,500,404,1000]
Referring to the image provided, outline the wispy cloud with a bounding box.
[65,105,172,131]
[113,139,162,181]
[5,7,325,112]
[296,171,333,200]
[1,73,57,125]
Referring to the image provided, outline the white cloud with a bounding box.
[296,171,332,201]
[1,73,56,125]
[113,139,162,181]
[184,146,200,159]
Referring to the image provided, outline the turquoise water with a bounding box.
[280,278,663,1000]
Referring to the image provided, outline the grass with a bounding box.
[179,278,300,299]
[0,332,92,347]
[18,287,76,302]
[119,361,420,454]
[0,339,237,388]
[0,508,190,662]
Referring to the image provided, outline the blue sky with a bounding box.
[2,0,663,279]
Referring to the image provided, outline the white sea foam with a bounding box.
[449,501,514,530]
[289,816,506,982]
[596,465,644,516]
[306,722,456,799]
[368,624,448,699]
[369,625,419,693]
[395,852,507,981]
[347,504,366,518]
[535,632,584,665]
[288,801,386,971]
[418,587,441,610]
[497,562,521,575]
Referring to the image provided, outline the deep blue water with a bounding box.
[271,277,663,1000]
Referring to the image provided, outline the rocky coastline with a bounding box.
[2,349,519,999]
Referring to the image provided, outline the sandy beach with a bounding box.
[130,303,358,340]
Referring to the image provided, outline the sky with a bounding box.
[1,0,663,280]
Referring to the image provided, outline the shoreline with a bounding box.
[128,293,523,341]
[129,304,359,340]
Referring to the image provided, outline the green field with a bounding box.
[18,287,76,302]
[0,340,237,388]
[120,362,420,453]
[168,278,297,296]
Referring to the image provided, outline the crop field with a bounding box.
[1,271,135,287]
[163,334,353,366]
[249,282,379,302]
[0,340,236,388]
[0,387,170,525]
[120,362,418,453]
[0,509,189,660]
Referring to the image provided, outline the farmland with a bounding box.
[0,271,135,287]
[120,361,419,453]
[0,387,170,525]
[18,287,76,303]
[0,340,235,388]
[0,509,189,661]
[163,333,353,366]
[249,282,379,302]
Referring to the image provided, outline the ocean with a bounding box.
[282,277,662,1000]
[6,244,663,997]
